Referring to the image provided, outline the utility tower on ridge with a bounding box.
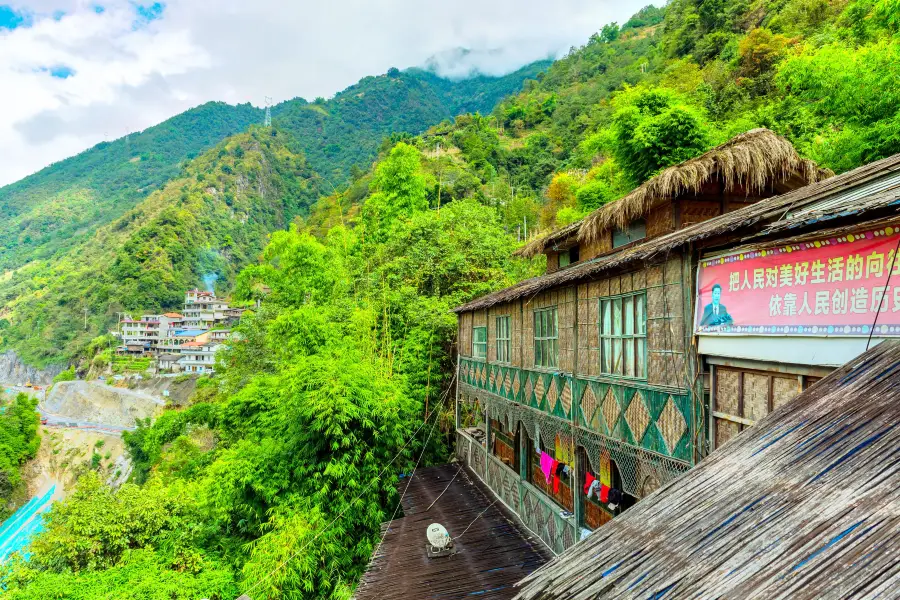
[264,96,272,127]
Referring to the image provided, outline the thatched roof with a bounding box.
[513,340,900,600]
[578,128,831,245]
[514,220,580,259]
[453,152,900,313]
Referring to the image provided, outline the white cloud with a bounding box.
[0,0,647,186]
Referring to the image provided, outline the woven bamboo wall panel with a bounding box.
[609,276,621,296]
[473,309,487,328]
[647,352,684,388]
[581,233,613,261]
[647,264,663,287]
[546,251,560,273]
[620,272,633,293]
[512,301,523,367]
[715,418,740,447]
[665,257,683,284]
[633,269,647,290]
[773,375,800,410]
[716,368,740,415]
[680,200,722,227]
[647,319,680,353]
[647,202,674,238]
[585,501,613,530]
[487,306,497,363]
[459,313,472,357]
[743,373,770,421]
[647,287,665,319]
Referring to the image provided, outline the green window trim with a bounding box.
[473,326,487,359]
[600,292,647,379]
[496,315,511,363]
[534,307,559,369]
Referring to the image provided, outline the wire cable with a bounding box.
[242,371,456,597]
[369,397,444,563]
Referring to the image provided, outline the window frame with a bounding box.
[495,315,511,363]
[533,306,559,370]
[472,325,488,360]
[599,292,647,380]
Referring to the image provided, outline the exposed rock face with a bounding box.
[0,351,65,385]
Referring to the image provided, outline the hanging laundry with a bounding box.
[555,462,566,477]
[584,472,597,495]
[608,488,623,505]
[587,480,601,500]
[600,452,612,488]
[551,459,561,493]
[600,484,610,503]
[561,464,571,478]
[539,452,554,484]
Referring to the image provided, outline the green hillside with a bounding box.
[0,64,547,275]
[0,127,325,366]
[0,102,263,272]
[271,61,551,182]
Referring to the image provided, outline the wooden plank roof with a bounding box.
[454,153,900,313]
[513,341,900,600]
[354,464,551,600]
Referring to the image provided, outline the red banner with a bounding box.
[695,224,900,336]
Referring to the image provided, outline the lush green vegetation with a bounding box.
[1,143,534,598]
[0,128,326,367]
[0,393,41,521]
[0,102,263,272]
[271,61,551,184]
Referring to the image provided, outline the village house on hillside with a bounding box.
[115,288,240,373]
[451,130,900,557]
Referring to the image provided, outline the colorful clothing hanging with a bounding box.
[600,484,610,503]
[539,452,554,484]
[551,459,561,493]
[584,472,597,495]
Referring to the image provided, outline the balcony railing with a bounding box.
[456,430,576,555]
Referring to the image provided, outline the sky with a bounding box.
[0,0,647,187]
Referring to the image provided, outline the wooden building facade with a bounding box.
[453,129,836,554]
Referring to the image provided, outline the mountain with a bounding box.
[0,63,548,275]
[0,102,263,273]
[0,128,324,367]
[272,61,552,181]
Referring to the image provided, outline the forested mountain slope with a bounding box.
[0,63,547,275]
[0,128,324,366]
[272,62,551,182]
[0,102,263,272]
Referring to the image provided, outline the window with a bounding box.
[613,219,646,248]
[600,293,646,378]
[558,246,580,268]
[496,316,511,363]
[534,307,559,369]
[473,326,487,359]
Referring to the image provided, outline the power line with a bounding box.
[242,371,456,597]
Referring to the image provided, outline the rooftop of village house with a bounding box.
[514,128,833,260]
[354,464,551,600]
[454,147,900,314]
[512,340,900,600]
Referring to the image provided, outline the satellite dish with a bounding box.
[426,523,451,549]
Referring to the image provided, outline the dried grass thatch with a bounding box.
[578,128,832,245]
[514,221,582,258]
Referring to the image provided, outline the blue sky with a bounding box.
[0,0,646,186]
